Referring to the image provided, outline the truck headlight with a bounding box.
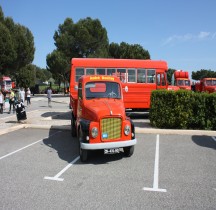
[91,127,98,138]
[124,125,131,136]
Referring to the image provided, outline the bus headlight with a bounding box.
[124,125,131,136]
[91,127,98,138]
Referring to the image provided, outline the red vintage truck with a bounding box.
[70,75,137,162]
[195,78,216,93]
[168,70,191,91]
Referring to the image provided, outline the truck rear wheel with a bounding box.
[123,146,134,157]
[71,115,77,137]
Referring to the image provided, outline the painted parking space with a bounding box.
[0,128,215,209]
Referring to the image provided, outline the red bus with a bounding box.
[70,58,168,112]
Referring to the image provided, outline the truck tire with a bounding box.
[123,146,134,157]
[79,144,88,162]
[71,115,77,137]
[79,128,88,162]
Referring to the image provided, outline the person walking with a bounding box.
[26,88,31,106]
[0,90,4,114]
[8,89,15,114]
[47,87,52,107]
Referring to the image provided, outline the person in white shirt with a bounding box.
[47,87,52,107]
[26,88,31,106]
[19,88,25,103]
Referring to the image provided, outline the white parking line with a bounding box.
[0,131,61,160]
[44,156,80,181]
[212,136,216,142]
[143,134,167,192]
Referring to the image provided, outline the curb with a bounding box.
[1,123,216,137]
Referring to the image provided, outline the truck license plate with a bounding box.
[104,148,120,154]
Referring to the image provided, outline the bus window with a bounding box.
[76,68,84,82]
[128,69,136,83]
[86,68,95,75]
[157,74,161,86]
[137,69,146,83]
[107,68,116,75]
[96,68,106,75]
[117,69,126,82]
[147,69,155,83]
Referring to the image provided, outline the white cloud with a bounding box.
[198,31,210,39]
[163,31,215,46]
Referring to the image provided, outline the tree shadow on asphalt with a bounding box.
[43,127,79,163]
[192,135,216,150]
[41,111,71,120]
[42,126,125,164]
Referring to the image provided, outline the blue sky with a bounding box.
[1,0,216,77]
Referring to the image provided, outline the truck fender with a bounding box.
[79,119,91,143]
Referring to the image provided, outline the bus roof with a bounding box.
[71,58,168,70]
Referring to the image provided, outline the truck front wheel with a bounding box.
[123,146,134,157]
[79,145,88,162]
[79,128,88,162]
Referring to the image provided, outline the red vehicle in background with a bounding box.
[0,76,13,92]
[70,58,168,111]
[168,70,191,91]
[195,78,216,93]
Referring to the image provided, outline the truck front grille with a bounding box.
[101,118,121,140]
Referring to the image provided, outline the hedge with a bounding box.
[149,90,216,130]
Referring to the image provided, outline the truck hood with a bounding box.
[83,99,125,121]
[179,86,191,90]
[205,86,216,93]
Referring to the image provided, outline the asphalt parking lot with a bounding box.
[0,128,215,210]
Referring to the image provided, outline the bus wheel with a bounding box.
[71,116,76,137]
[123,146,134,157]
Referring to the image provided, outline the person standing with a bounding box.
[19,88,25,103]
[0,90,4,114]
[47,87,52,107]
[26,88,31,106]
[8,89,15,114]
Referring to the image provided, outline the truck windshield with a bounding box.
[206,80,216,86]
[177,80,190,86]
[184,80,190,86]
[85,82,121,99]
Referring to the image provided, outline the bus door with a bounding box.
[156,71,167,89]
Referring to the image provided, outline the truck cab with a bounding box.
[195,78,216,93]
[70,75,137,162]
[168,70,191,91]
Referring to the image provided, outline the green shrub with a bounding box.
[149,90,216,130]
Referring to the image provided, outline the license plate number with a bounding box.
[104,148,120,154]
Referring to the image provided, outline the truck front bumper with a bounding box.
[81,139,137,150]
